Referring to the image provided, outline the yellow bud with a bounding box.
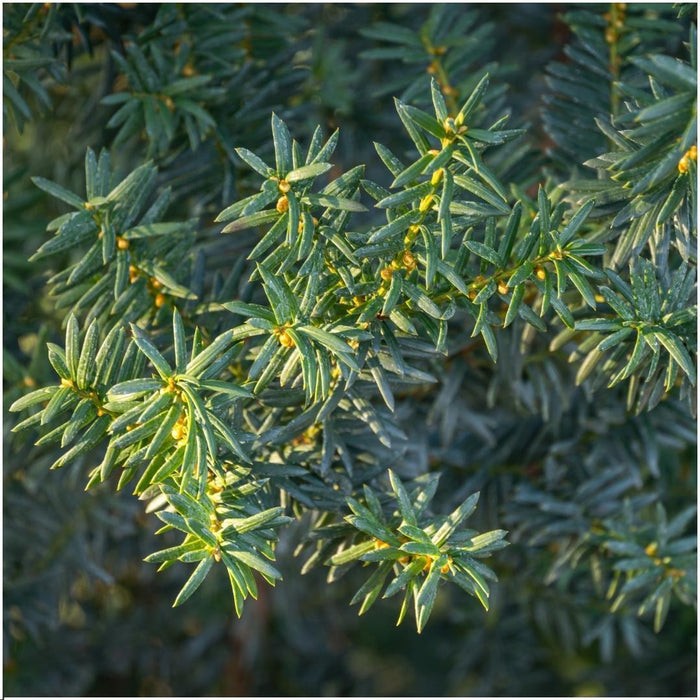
[278,180,291,194]
[497,281,509,295]
[678,145,696,173]
[402,251,416,270]
[536,267,546,280]
[419,195,434,213]
[154,293,165,308]
[380,267,393,281]
[404,224,421,245]
[276,195,289,213]
[430,168,444,186]
[645,542,658,557]
[278,330,295,347]
[116,237,129,250]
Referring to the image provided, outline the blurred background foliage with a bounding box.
[4,2,696,696]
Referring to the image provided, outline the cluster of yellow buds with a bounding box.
[443,115,467,138]
[401,250,417,272]
[644,541,673,568]
[147,277,165,307]
[604,3,626,44]
[279,330,294,347]
[276,195,289,213]
[678,145,697,174]
[161,376,186,404]
[379,249,418,288]
[273,325,295,348]
[130,258,169,311]
[273,177,293,213]
[170,414,187,442]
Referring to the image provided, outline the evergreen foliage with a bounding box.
[4,3,696,695]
